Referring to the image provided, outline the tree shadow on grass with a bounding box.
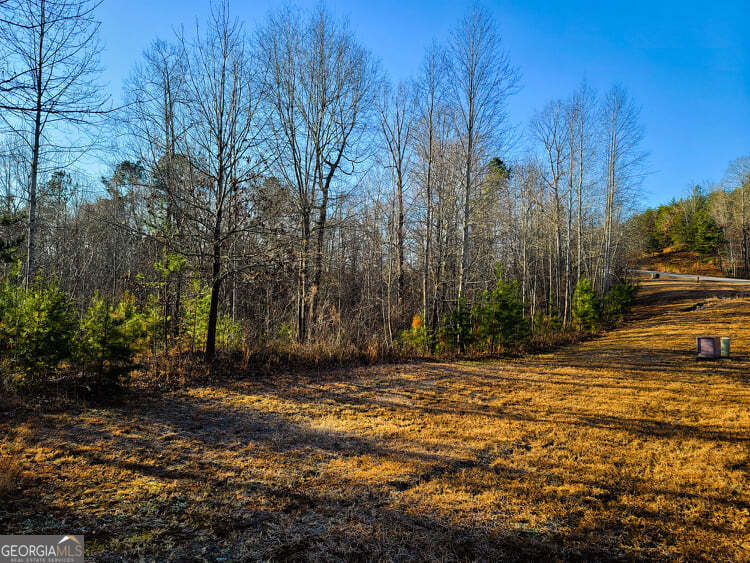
[2,398,632,561]
[4,377,747,561]
[255,370,749,446]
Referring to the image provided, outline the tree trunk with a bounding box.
[458,135,471,301]
[297,212,310,342]
[423,152,432,327]
[205,153,224,360]
[430,188,444,341]
[26,120,41,287]
[564,184,572,324]
[26,22,45,288]
[205,232,222,361]
[309,185,328,340]
[174,269,182,337]
[397,168,404,311]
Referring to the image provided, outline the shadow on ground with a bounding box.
[1,280,748,561]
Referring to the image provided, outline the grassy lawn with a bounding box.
[1,281,748,561]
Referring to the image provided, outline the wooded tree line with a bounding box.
[635,157,750,276]
[0,0,648,362]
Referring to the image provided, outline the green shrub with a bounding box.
[602,280,637,325]
[217,312,244,351]
[398,314,430,352]
[474,276,529,350]
[75,292,146,386]
[1,279,77,380]
[277,322,294,343]
[572,277,601,332]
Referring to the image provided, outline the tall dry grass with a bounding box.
[0,455,21,499]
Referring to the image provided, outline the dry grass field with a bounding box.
[1,280,749,561]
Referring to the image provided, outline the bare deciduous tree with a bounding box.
[566,81,597,284]
[601,84,646,291]
[178,0,263,360]
[377,80,412,313]
[447,3,518,302]
[531,99,568,315]
[0,0,109,286]
[413,43,446,330]
[259,4,377,341]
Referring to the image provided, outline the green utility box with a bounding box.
[720,337,730,358]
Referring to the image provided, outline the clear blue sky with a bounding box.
[96,0,749,207]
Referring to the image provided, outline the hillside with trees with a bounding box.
[633,157,750,277]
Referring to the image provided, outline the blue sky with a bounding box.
[96,0,749,207]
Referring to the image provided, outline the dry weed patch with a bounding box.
[0,455,22,498]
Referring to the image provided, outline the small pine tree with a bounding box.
[475,274,529,350]
[601,280,637,326]
[692,210,724,256]
[114,291,149,349]
[533,311,561,339]
[5,280,77,380]
[76,292,145,386]
[572,277,600,332]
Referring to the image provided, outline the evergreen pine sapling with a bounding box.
[572,277,600,332]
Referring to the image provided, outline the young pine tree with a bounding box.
[76,292,145,385]
[601,280,637,326]
[475,273,529,350]
[572,277,601,332]
[3,280,77,380]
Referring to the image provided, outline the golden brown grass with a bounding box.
[0,455,22,499]
[1,280,748,560]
